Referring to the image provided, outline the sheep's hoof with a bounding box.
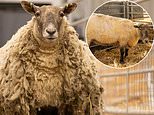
[124,54,128,58]
[120,60,125,64]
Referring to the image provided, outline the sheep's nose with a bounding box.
[46,29,56,35]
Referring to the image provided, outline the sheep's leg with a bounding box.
[90,44,118,54]
[124,48,129,58]
[106,45,118,51]
[120,47,125,64]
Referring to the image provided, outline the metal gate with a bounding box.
[95,1,148,20]
[99,48,154,115]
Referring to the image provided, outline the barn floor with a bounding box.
[92,42,153,68]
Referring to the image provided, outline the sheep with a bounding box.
[86,13,151,64]
[0,1,103,115]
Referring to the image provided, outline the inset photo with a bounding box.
[85,0,154,68]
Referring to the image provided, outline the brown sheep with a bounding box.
[86,13,152,64]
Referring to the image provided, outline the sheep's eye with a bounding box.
[139,27,142,30]
[35,11,40,17]
[59,11,64,17]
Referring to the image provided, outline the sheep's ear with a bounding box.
[134,25,139,28]
[134,24,146,30]
[21,1,39,15]
[62,3,77,15]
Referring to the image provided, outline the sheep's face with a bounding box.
[135,24,154,42]
[21,1,77,41]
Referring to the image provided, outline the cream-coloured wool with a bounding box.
[86,13,140,47]
[0,16,103,115]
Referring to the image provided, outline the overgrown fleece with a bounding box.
[0,16,103,115]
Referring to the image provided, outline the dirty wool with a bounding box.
[0,17,103,115]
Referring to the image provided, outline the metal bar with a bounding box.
[136,0,151,3]
[99,69,154,78]
[128,12,148,15]
[102,4,125,7]
[128,5,140,7]
[131,2,134,19]
[126,69,129,113]
[126,1,129,19]
[123,1,126,18]
[132,21,152,24]
[132,16,151,19]
[109,13,125,15]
